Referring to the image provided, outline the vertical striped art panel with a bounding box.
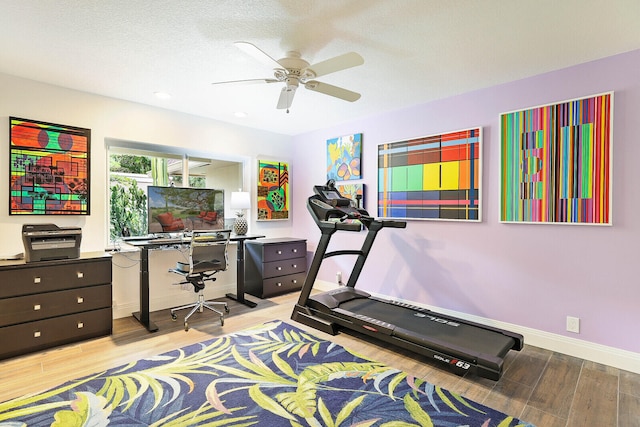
[500,93,612,224]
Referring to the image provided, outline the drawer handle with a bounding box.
[276,282,282,287]
[78,322,84,329]
[292,249,298,253]
[34,277,41,284]
[276,266,282,271]
[77,272,84,279]
[34,304,41,311]
[34,331,41,338]
[277,250,282,255]
[292,280,298,284]
[77,297,84,304]
[292,264,297,268]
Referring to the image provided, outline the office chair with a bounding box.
[169,230,231,331]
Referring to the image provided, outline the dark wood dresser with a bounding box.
[0,252,112,360]
[244,238,307,298]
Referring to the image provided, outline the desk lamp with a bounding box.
[230,191,251,235]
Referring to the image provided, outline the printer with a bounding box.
[22,223,82,263]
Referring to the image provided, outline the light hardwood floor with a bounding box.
[1,293,639,426]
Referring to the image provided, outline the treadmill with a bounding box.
[291,181,523,380]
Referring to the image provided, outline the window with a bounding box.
[106,139,245,240]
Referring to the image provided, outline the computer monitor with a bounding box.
[147,186,224,234]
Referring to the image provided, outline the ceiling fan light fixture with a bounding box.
[284,76,299,89]
[273,69,287,81]
[300,69,316,81]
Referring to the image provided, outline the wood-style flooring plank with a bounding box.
[620,369,640,397]
[481,377,533,418]
[527,351,583,419]
[519,405,567,427]
[567,365,618,426]
[501,344,551,387]
[619,392,640,427]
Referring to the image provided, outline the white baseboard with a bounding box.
[313,280,640,374]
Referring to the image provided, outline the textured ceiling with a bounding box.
[1,0,639,136]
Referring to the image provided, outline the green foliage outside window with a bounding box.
[110,154,152,174]
[109,176,147,240]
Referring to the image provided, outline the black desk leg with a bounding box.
[226,238,257,308]
[132,246,159,332]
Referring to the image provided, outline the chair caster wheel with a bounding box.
[220,317,224,326]
[184,322,189,331]
[224,305,229,314]
[171,313,177,321]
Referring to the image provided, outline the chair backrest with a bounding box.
[188,229,231,275]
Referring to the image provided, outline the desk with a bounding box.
[127,233,264,332]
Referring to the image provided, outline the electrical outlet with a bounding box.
[566,316,580,333]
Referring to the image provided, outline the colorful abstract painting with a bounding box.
[10,117,90,215]
[378,128,481,221]
[337,183,364,209]
[327,133,362,181]
[500,92,612,224]
[257,159,290,220]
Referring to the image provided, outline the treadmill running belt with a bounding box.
[340,298,515,357]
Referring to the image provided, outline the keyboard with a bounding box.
[122,235,157,242]
[153,238,184,244]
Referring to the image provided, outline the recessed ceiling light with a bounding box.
[154,91,171,100]
[234,111,248,118]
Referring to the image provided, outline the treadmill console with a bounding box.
[308,181,369,228]
[307,180,407,232]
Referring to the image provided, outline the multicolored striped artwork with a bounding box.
[10,117,91,215]
[257,159,289,221]
[327,133,362,181]
[500,93,612,225]
[378,128,481,221]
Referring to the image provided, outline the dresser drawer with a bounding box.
[0,307,112,360]
[261,272,305,297]
[261,257,306,279]
[0,258,112,298]
[0,284,112,327]
[262,240,306,262]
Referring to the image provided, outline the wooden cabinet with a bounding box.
[244,238,307,298]
[0,253,112,360]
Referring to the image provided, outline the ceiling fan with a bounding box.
[212,42,364,112]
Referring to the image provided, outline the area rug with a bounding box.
[0,321,534,426]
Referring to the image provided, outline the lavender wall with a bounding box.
[291,49,640,354]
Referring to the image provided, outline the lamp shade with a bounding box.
[230,191,251,210]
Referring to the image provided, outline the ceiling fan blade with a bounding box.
[304,81,361,102]
[306,52,364,78]
[277,86,297,110]
[234,41,282,69]
[211,78,279,86]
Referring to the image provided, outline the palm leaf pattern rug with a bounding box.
[0,321,534,426]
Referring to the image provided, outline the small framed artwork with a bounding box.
[337,183,365,209]
[499,92,613,225]
[9,117,91,215]
[257,159,290,221]
[327,133,362,181]
[378,128,482,221]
